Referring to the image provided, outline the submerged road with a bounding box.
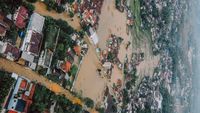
[0,58,82,106]
[33,2,81,31]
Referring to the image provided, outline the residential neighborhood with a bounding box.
[0,0,196,113]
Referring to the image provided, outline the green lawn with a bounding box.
[44,25,58,50]
[130,0,152,50]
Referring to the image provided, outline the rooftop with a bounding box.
[0,13,11,36]
[14,6,28,29]
[29,31,43,55]
[4,43,20,60]
[21,30,43,56]
[61,61,72,73]
[28,12,45,33]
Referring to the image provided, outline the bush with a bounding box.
[56,19,75,35]
[96,107,105,113]
[6,25,18,44]
[22,1,35,13]
[38,68,48,75]
[69,11,74,18]
[84,97,94,108]
[56,5,65,13]
[26,0,37,3]
[69,65,78,77]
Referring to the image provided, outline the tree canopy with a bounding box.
[84,97,94,108]
[0,71,15,111]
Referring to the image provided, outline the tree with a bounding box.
[61,0,68,5]
[44,0,55,11]
[38,68,48,75]
[6,25,18,44]
[26,0,37,3]
[56,5,65,13]
[0,0,22,14]
[84,97,94,108]
[160,83,173,113]
[69,11,74,18]
[67,0,75,4]
[96,107,105,113]
[0,71,15,111]
[161,6,171,25]
[69,65,78,77]
[56,19,75,35]
[22,1,35,13]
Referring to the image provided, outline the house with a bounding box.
[21,30,43,56]
[0,41,20,61]
[38,49,54,68]
[82,9,97,26]
[14,6,29,29]
[55,0,61,6]
[0,12,12,37]
[88,27,99,45]
[73,45,81,56]
[0,21,9,37]
[6,74,35,113]
[27,12,45,33]
[20,30,43,70]
[57,60,72,73]
[20,12,44,70]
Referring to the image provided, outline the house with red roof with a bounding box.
[14,6,28,29]
[5,74,36,113]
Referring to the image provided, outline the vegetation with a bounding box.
[47,74,62,83]
[160,83,173,113]
[0,0,22,14]
[38,67,48,75]
[26,0,37,3]
[69,65,78,77]
[137,105,152,113]
[43,24,58,50]
[0,71,15,111]
[43,0,65,13]
[6,25,18,45]
[115,0,121,9]
[69,11,74,18]
[84,97,94,108]
[122,89,130,106]
[96,107,105,113]
[43,17,76,66]
[30,84,83,113]
[56,19,75,35]
[22,1,35,13]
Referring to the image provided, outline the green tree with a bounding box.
[22,1,35,12]
[69,11,74,18]
[67,0,75,4]
[6,25,18,44]
[26,0,37,3]
[56,19,75,35]
[96,107,105,113]
[56,5,65,13]
[160,83,173,113]
[84,97,94,108]
[0,71,15,111]
[69,65,78,77]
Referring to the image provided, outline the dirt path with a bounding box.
[33,2,81,30]
[0,58,82,105]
